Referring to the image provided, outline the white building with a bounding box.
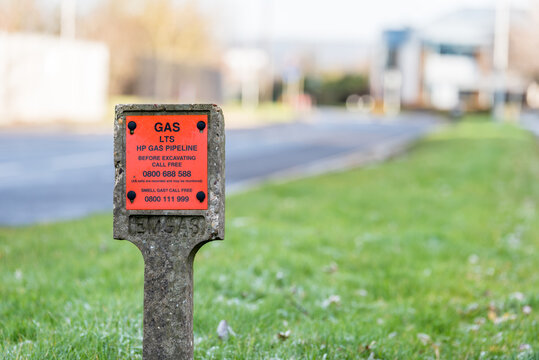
[371,8,527,112]
[0,32,109,125]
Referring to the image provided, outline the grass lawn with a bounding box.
[1,118,539,359]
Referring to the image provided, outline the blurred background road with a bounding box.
[521,111,539,136]
[0,109,437,225]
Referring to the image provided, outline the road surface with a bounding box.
[521,111,539,136]
[0,109,438,225]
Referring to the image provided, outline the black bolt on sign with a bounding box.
[197,121,206,131]
[128,121,137,134]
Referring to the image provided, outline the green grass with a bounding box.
[221,102,296,127]
[1,119,539,359]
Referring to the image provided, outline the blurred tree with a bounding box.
[0,0,45,32]
[81,0,146,94]
[80,0,217,95]
[139,0,216,63]
[272,79,284,102]
[304,73,369,106]
[509,4,539,80]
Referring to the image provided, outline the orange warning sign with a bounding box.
[125,114,208,210]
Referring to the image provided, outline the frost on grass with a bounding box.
[322,262,338,274]
[489,311,517,325]
[14,269,23,280]
[510,291,525,302]
[417,333,431,345]
[462,323,481,333]
[504,226,524,249]
[214,294,259,311]
[230,217,251,228]
[321,295,341,308]
[468,254,479,264]
[518,344,533,359]
[463,302,479,314]
[356,289,368,297]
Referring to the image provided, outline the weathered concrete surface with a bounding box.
[113,104,225,360]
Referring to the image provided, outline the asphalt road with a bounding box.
[521,111,539,136]
[0,109,437,225]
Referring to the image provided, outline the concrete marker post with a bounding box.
[113,104,225,359]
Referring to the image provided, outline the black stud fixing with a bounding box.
[128,121,137,134]
[197,121,206,131]
[196,191,206,202]
[127,191,136,203]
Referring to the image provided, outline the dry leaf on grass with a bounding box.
[217,320,235,341]
[417,333,431,345]
[277,330,291,341]
[322,294,341,308]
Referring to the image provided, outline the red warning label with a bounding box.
[125,114,208,210]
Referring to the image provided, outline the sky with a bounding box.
[44,0,532,43]
[199,0,531,43]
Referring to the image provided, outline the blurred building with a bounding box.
[0,32,109,125]
[269,40,371,74]
[223,47,268,107]
[135,57,222,104]
[371,8,528,112]
[222,41,370,106]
